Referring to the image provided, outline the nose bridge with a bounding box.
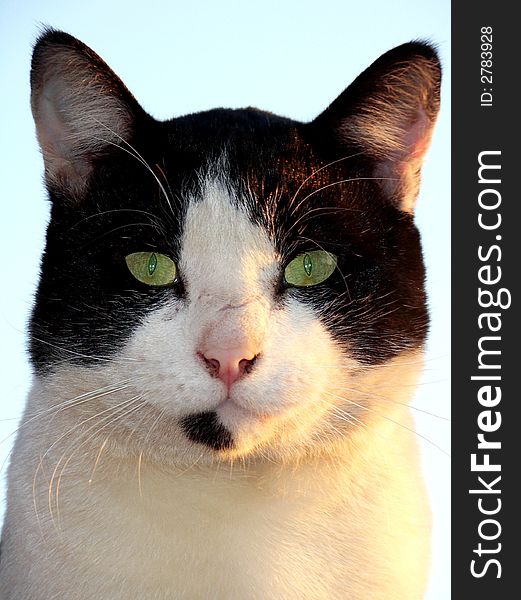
[195,276,256,311]
[199,299,268,352]
[183,231,267,320]
[180,180,277,352]
[189,238,268,303]
[181,182,276,298]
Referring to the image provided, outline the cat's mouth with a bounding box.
[216,397,271,421]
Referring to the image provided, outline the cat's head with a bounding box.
[29,30,440,463]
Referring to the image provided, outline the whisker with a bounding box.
[91,120,179,221]
[288,152,364,211]
[0,381,130,480]
[53,397,146,529]
[142,407,167,447]
[285,176,397,239]
[332,380,450,421]
[323,390,450,457]
[30,334,138,364]
[88,435,110,485]
[328,403,367,429]
[67,208,168,235]
[33,394,139,528]
[137,451,143,498]
[80,222,163,247]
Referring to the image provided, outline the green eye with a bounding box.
[284,250,337,287]
[125,252,177,287]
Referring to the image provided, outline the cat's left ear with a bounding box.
[31,29,146,198]
[312,42,441,212]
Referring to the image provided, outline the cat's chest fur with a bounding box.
[0,29,440,599]
[6,362,429,600]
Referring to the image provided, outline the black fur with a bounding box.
[181,412,234,451]
[29,30,438,378]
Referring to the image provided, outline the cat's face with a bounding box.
[29,30,440,463]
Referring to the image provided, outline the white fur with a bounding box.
[0,181,430,599]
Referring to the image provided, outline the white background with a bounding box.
[0,1,450,597]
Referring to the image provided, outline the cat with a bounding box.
[0,29,440,599]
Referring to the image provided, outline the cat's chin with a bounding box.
[175,397,295,459]
[215,399,272,452]
[211,396,316,459]
[216,397,272,424]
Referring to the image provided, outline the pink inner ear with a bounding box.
[402,107,434,164]
[35,89,94,193]
[31,41,136,197]
[379,106,436,212]
[37,86,74,161]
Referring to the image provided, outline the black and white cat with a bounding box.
[0,29,440,599]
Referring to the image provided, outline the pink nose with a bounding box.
[198,346,258,388]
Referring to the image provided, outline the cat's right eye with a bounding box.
[284,250,337,287]
[125,252,177,287]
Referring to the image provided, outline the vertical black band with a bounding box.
[452,1,517,596]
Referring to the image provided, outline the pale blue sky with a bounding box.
[0,1,450,597]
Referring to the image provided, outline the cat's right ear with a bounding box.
[311,42,441,213]
[31,29,145,198]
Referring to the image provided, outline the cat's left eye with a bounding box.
[284,250,337,287]
[125,252,177,287]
